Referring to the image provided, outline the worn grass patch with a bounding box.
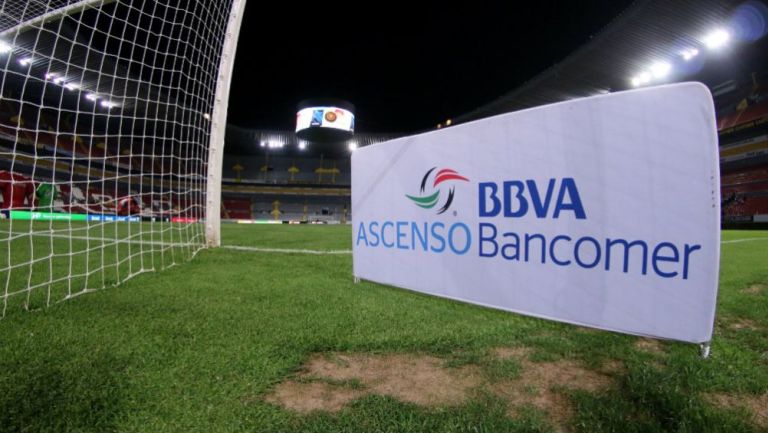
[267,381,366,413]
[268,347,614,432]
[728,318,761,331]
[705,393,768,429]
[268,353,483,410]
[491,347,613,432]
[742,284,765,295]
[634,338,666,355]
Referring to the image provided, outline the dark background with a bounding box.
[227,1,635,133]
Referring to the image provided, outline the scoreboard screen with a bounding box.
[296,106,355,134]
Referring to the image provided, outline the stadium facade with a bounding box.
[1,0,767,226]
[218,0,768,225]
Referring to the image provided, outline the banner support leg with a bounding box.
[353,276,361,284]
[699,341,711,359]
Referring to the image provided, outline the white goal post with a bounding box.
[206,0,245,247]
[0,0,245,316]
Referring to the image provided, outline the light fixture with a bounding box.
[85,93,99,101]
[681,48,699,61]
[0,41,11,54]
[631,71,652,87]
[100,100,119,108]
[18,57,33,66]
[703,29,730,49]
[650,62,671,79]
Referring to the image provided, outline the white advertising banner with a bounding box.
[352,83,720,344]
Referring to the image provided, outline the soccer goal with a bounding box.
[0,0,244,316]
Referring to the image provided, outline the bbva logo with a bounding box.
[479,178,587,219]
[406,167,469,214]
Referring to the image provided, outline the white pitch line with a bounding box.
[3,229,765,251]
[224,238,768,255]
[721,237,768,244]
[0,230,200,247]
[221,245,352,255]
[2,230,350,254]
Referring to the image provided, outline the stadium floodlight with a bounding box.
[446,119,452,126]
[631,71,652,87]
[348,141,358,151]
[0,0,246,317]
[99,100,119,108]
[298,141,307,150]
[703,29,730,49]
[650,62,671,79]
[681,48,699,61]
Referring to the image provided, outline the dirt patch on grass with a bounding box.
[743,284,765,295]
[600,359,626,375]
[491,348,613,432]
[706,392,768,428]
[305,353,483,406]
[634,338,665,355]
[728,319,761,331]
[266,381,365,413]
[268,349,613,432]
[266,353,482,412]
[494,346,532,360]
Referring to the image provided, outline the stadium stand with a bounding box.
[2,0,767,226]
[0,95,202,219]
[222,198,252,220]
[218,127,395,222]
[716,72,768,222]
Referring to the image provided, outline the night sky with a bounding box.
[227,1,635,133]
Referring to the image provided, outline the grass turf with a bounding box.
[0,224,766,432]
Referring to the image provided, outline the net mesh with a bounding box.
[0,0,235,316]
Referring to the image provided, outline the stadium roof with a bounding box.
[0,0,227,127]
[454,0,768,125]
[225,125,400,157]
[4,0,767,141]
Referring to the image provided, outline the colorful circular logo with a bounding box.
[405,167,469,214]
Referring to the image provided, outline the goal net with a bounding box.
[0,0,243,316]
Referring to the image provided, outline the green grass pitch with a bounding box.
[0,223,767,432]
